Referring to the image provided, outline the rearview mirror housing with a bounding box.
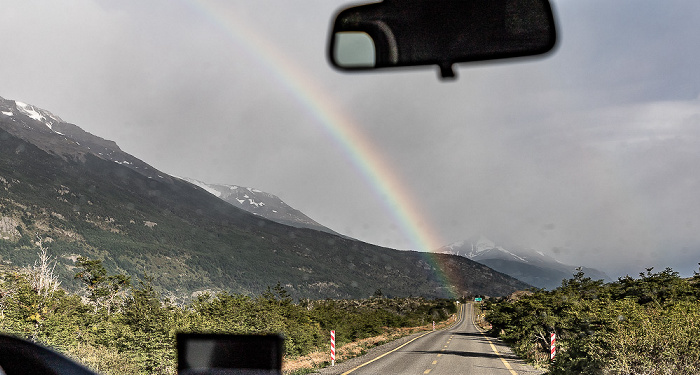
[329,0,557,79]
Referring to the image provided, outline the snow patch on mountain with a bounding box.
[15,101,63,131]
[175,176,222,197]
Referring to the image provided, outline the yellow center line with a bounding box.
[340,330,434,375]
[341,305,467,375]
[437,354,442,357]
[424,369,432,374]
[432,360,438,365]
[470,303,519,375]
[483,336,517,375]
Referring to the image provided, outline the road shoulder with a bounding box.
[312,330,435,375]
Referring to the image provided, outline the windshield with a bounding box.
[1,1,699,374]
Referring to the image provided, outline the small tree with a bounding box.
[30,236,61,298]
[74,257,130,314]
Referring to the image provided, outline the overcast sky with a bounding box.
[2,0,699,279]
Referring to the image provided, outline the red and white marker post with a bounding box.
[550,333,556,361]
[330,330,336,366]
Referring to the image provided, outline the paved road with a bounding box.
[323,303,543,375]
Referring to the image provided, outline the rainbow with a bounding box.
[185,0,459,298]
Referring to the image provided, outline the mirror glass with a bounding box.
[333,31,377,68]
[176,334,283,374]
[328,0,557,79]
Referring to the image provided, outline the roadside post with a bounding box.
[433,321,435,331]
[331,330,336,366]
[550,333,556,361]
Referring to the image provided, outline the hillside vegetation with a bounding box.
[484,267,700,374]
[0,255,457,374]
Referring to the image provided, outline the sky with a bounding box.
[1,0,700,279]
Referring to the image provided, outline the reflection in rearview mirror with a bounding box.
[334,31,377,68]
[328,0,557,80]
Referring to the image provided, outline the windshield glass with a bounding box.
[1,1,699,374]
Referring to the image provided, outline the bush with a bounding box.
[484,267,700,374]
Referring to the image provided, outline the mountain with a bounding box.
[0,97,170,181]
[436,235,610,290]
[0,96,531,301]
[175,177,339,236]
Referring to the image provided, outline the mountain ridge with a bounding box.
[175,177,340,236]
[0,96,531,300]
[0,96,171,181]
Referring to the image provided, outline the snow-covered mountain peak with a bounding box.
[14,100,64,131]
[435,236,611,289]
[462,235,525,262]
[439,235,527,263]
[443,240,466,251]
[174,177,340,236]
[474,235,497,254]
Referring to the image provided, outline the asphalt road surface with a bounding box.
[319,303,544,375]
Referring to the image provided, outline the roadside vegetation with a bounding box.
[0,251,457,374]
[484,266,700,374]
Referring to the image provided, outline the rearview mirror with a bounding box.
[328,0,557,79]
[177,333,283,375]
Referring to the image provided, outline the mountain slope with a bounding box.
[436,235,610,290]
[0,97,169,181]
[0,97,530,300]
[176,177,339,236]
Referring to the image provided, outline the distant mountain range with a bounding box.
[0,96,531,300]
[436,235,610,290]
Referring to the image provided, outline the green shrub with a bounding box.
[485,267,700,374]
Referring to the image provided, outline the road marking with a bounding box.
[341,305,466,375]
[340,330,434,375]
[437,354,442,357]
[470,302,519,375]
[424,369,431,374]
[432,360,438,365]
[483,336,518,375]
